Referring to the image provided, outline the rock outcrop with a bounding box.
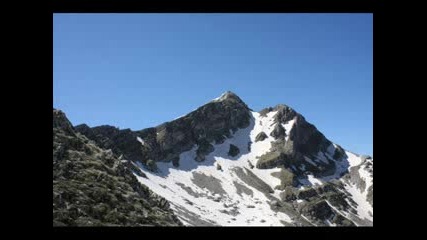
[256,106,335,177]
[75,91,251,166]
[255,132,268,142]
[53,109,182,226]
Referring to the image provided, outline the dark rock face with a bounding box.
[301,200,334,221]
[270,123,286,140]
[257,111,335,177]
[195,139,215,162]
[259,107,273,117]
[75,91,251,166]
[255,132,268,142]
[228,144,240,157]
[297,188,318,200]
[280,186,297,202]
[332,214,356,226]
[53,109,182,226]
[333,145,347,160]
[53,108,75,135]
[316,182,339,195]
[256,151,284,169]
[273,104,297,124]
[74,124,144,163]
[291,115,332,159]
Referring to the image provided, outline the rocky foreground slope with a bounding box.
[53,109,182,226]
[58,91,372,226]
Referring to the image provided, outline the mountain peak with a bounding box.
[212,91,241,102]
[53,108,74,135]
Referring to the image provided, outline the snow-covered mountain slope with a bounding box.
[75,91,373,226]
[135,110,373,226]
[136,111,289,226]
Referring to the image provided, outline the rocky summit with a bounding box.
[55,91,372,226]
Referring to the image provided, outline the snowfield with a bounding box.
[134,110,373,226]
[136,111,295,226]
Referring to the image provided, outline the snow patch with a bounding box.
[136,111,293,226]
[346,151,363,167]
[136,136,145,145]
[282,118,296,141]
[307,175,323,186]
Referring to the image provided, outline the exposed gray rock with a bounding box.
[280,186,297,202]
[301,200,334,221]
[331,214,356,226]
[271,167,297,189]
[146,159,157,172]
[333,145,347,160]
[273,104,297,124]
[270,200,281,208]
[75,91,251,167]
[247,160,254,169]
[256,113,336,179]
[232,167,274,194]
[255,132,268,142]
[256,151,284,169]
[348,166,367,192]
[259,107,273,117]
[367,184,373,207]
[172,204,217,226]
[216,163,222,171]
[53,109,75,136]
[74,124,144,163]
[176,182,201,198]
[270,123,286,140]
[228,144,240,157]
[53,109,182,226]
[297,188,318,200]
[195,139,214,162]
[191,172,227,196]
[122,160,147,178]
[233,181,254,197]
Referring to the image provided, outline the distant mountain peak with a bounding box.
[212,91,242,102]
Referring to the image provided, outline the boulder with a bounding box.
[216,163,222,171]
[228,144,240,157]
[255,132,268,142]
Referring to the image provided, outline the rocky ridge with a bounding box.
[67,91,372,226]
[53,109,182,226]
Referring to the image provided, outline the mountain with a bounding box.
[53,109,182,226]
[67,91,372,226]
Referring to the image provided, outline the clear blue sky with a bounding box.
[53,14,373,156]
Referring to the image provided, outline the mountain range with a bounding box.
[53,91,373,226]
